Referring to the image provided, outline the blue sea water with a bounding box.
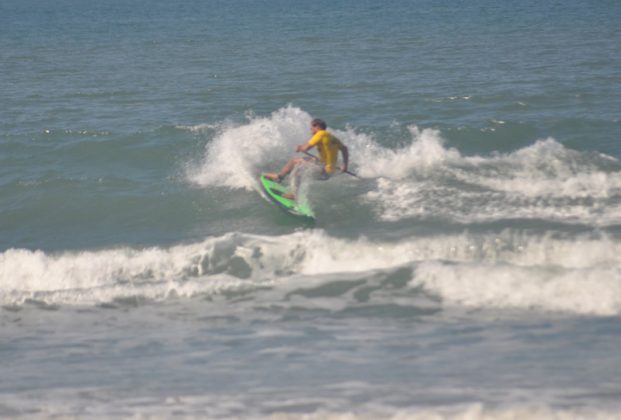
[2,0,621,417]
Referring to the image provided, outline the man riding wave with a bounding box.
[263,118,349,198]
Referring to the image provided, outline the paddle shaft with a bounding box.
[301,151,359,178]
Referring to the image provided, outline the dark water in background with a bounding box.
[2,0,621,417]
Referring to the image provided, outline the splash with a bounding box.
[186,106,313,191]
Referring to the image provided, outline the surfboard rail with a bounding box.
[259,175,315,219]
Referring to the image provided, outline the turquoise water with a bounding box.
[2,0,621,417]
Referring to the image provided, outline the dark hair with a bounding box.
[311,118,327,130]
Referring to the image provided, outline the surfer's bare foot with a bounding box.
[263,172,282,182]
[282,192,295,200]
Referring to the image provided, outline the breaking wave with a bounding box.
[3,229,621,316]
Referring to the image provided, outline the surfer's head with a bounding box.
[311,118,327,131]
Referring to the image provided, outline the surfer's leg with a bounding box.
[263,158,306,182]
[262,172,282,182]
[286,159,317,200]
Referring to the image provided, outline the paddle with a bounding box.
[301,150,359,178]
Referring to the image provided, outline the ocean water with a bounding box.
[2,0,621,417]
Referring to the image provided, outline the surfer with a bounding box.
[263,119,349,198]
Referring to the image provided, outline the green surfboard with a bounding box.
[259,175,315,219]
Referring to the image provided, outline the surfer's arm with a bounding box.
[296,143,314,153]
[296,142,318,157]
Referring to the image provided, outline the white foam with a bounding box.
[0,234,276,306]
[458,138,621,199]
[3,230,621,315]
[3,389,619,419]
[413,261,621,316]
[295,231,621,316]
[175,122,221,133]
[366,177,621,225]
[271,405,621,420]
[355,125,462,179]
[363,137,621,225]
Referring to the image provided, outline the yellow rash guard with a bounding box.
[308,129,343,174]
